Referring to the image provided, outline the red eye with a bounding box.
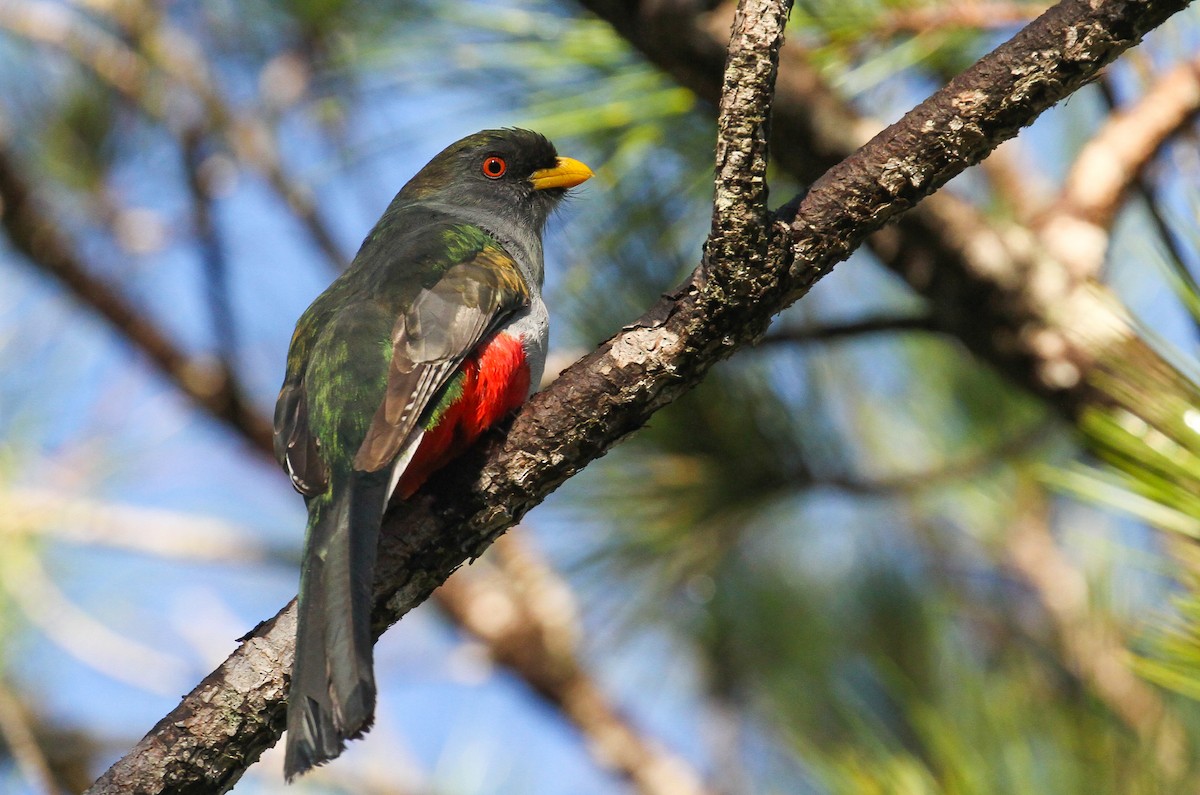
[482,156,507,179]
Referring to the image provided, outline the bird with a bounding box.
[272,128,592,778]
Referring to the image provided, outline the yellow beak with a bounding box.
[530,157,593,190]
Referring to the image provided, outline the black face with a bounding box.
[400,129,566,230]
[458,128,560,188]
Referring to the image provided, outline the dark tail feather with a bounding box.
[284,469,389,780]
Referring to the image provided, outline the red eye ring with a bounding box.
[482,156,507,179]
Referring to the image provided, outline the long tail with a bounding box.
[284,469,389,780]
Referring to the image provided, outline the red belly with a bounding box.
[395,332,530,499]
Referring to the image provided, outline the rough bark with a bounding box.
[785,0,1179,278]
[583,0,1200,754]
[576,0,1186,418]
[86,0,1191,791]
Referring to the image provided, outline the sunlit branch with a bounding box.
[1005,495,1187,774]
[1039,55,1200,279]
[438,533,715,795]
[704,0,790,284]
[873,1,1048,38]
[584,0,1165,419]
[2,138,707,792]
[0,23,715,790]
[0,119,711,791]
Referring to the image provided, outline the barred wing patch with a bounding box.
[274,382,330,497]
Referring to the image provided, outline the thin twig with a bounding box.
[0,134,275,449]
[757,314,939,346]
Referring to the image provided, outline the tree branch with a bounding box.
[757,314,940,346]
[437,534,714,795]
[1,0,348,271]
[0,135,274,450]
[783,0,1185,292]
[704,0,789,284]
[578,0,1186,419]
[1039,55,1200,279]
[432,11,789,793]
[83,0,1190,792]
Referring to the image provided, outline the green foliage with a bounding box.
[1136,590,1200,702]
[555,51,1189,785]
[40,86,117,193]
[1066,333,1200,537]
[1066,341,1200,709]
[792,0,1033,90]
[805,646,1179,795]
[1046,127,1200,724]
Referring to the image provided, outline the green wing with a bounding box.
[273,224,529,491]
[353,240,529,471]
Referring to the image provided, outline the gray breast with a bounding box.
[502,298,550,394]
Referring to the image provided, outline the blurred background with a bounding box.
[2,0,1200,792]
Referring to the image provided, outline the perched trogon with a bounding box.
[272,129,592,778]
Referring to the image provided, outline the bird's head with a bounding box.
[398,129,593,233]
